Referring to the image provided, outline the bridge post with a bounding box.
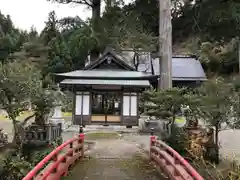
[150,128,154,136]
[150,128,156,159]
[79,132,85,158]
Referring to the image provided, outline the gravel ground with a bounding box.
[219,129,240,160]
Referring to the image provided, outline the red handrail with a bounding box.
[23,133,202,180]
[150,136,204,180]
[23,133,84,180]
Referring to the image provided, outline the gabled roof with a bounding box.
[119,50,207,81]
[84,47,135,71]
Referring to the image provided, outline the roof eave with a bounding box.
[172,77,207,81]
[52,72,159,80]
[60,83,150,88]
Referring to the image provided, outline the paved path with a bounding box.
[64,134,164,180]
[219,129,240,160]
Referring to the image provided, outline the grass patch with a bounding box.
[62,112,72,117]
[17,111,34,121]
[175,116,186,124]
[0,111,34,121]
[85,132,119,140]
[0,111,73,121]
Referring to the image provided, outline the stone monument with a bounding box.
[49,84,65,131]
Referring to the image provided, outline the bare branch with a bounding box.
[21,113,36,126]
[48,0,93,7]
[81,0,93,6]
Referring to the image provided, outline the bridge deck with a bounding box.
[64,137,166,180]
[65,155,164,180]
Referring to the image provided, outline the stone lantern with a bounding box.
[49,84,65,131]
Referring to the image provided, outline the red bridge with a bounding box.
[23,133,204,180]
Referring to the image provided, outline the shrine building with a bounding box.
[54,48,206,127]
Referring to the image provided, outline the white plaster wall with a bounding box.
[123,96,130,116]
[75,94,82,115]
[82,95,90,115]
[130,95,137,116]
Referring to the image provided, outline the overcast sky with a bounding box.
[1,0,133,33]
[0,0,93,32]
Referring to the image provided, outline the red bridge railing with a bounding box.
[23,133,203,180]
[150,135,204,180]
[23,134,85,180]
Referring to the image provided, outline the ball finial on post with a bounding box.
[150,128,154,136]
[79,125,83,133]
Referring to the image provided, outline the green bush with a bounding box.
[0,137,64,179]
[163,125,189,157]
[1,155,33,180]
[21,137,62,165]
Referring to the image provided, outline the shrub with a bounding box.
[191,156,240,180]
[164,126,240,180]
[163,125,190,158]
[1,155,33,180]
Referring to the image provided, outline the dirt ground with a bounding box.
[64,133,164,180]
[0,121,14,141]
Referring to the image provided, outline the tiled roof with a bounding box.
[81,47,206,81]
[152,57,207,80]
[120,50,207,81]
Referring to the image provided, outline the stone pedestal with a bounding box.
[24,124,61,146]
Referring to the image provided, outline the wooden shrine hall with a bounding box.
[54,48,158,127]
[54,48,206,127]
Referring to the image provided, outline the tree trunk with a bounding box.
[12,120,18,144]
[158,0,172,89]
[90,0,101,62]
[12,119,24,151]
[214,125,220,164]
[238,39,240,73]
[170,112,176,134]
